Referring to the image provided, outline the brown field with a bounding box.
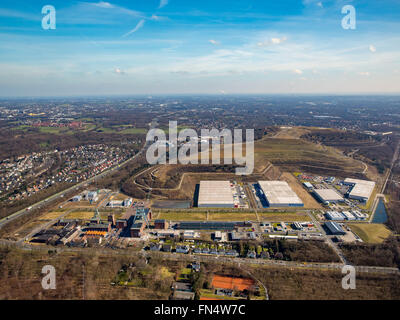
[348,223,392,243]
[280,172,321,209]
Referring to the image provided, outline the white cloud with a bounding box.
[317,2,323,8]
[93,1,115,9]
[158,0,169,9]
[369,44,377,53]
[209,39,220,45]
[114,68,125,75]
[257,36,287,47]
[359,72,370,76]
[293,69,303,74]
[122,19,145,37]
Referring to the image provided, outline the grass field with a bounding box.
[38,210,69,220]
[208,212,258,221]
[156,211,207,221]
[348,223,392,243]
[258,212,309,221]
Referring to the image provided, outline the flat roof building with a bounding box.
[341,211,356,220]
[325,221,346,235]
[257,181,303,207]
[325,211,345,221]
[313,188,344,204]
[198,181,234,208]
[344,178,375,202]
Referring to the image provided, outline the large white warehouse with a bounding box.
[198,181,234,208]
[344,178,375,203]
[258,181,304,207]
[313,188,344,205]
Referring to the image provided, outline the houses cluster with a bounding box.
[1,144,133,203]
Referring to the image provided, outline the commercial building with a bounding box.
[341,211,356,220]
[87,191,99,202]
[257,181,303,207]
[325,211,345,220]
[324,221,346,235]
[154,219,169,230]
[313,188,344,204]
[303,182,313,190]
[344,178,375,202]
[198,181,234,208]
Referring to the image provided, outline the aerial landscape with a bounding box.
[0,0,400,307]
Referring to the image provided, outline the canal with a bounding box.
[372,197,388,223]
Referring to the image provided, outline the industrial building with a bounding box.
[324,221,346,235]
[313,188,344,204]
[177,221,238,231]
[344,178,376,202]
[257,181,303,207]
[154,219,169,230]
[341,211,356,220]
[198,181,234,208]
[325,211,345,220]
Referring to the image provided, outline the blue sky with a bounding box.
[0,0,400,96]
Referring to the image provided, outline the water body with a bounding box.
[372,198,388,223]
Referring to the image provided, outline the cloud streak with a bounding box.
[158,0,169,9]
[122,19,145,37]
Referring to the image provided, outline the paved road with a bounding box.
[307,211,348,264]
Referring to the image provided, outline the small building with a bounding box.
[116,219,127,229]
[87,191,99,202]
[149,243,162,251]
[71,195,82,202]
[162,244,172,252]
[154,219,169,230]
[341,211,356,220]
[176,245,189,254]
[130,221,145,238]
[85,222,111,233]
[303,182,313,190]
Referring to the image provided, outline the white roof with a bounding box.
[345,178,375,200]
[258,181,303,205]
[198,181,234,206]
[314,188,344,202]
